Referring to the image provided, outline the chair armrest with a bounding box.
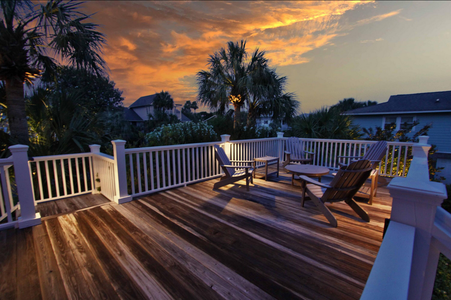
[230,160,254,164]
[222,165,252,169]
[337,155,362,159]
[284,151,291,154]
[305,151,315,155]
[298,175,331,189]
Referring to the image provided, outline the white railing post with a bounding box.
[387,136,447,299]
[111,140,132,204]
[9,145,41,228]
[277,132,284,161]
[89,144,101,194]
[221,134,231,157]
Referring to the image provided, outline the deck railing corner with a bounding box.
[10,144,41,229]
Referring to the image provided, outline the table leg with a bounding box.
[265,161,268,181]
[301,179,306,207]
[253,161,256,179]
[291,174,294,186]
[318,176,322,183]
[276,158,279,177]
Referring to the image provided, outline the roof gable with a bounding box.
[346,91,451,115]
[129,94,157,108]
[123,107,143,122]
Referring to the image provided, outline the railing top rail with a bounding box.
[31,152,92,162]
[228,137,280,144]
[92,152,114,162]
[0,157,13,167]
[292,137,415,146]
[125,140,222,154]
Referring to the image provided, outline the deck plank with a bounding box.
[0,228,17,300]
[0,173,393,300]
[16,228,41,300]
[33,224,68,300]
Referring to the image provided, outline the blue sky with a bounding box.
[82,1,451,113]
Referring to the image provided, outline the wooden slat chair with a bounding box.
[299,159,373,227]
[213,145,254,191]
[283,137,315,166]
[337,141,388,204]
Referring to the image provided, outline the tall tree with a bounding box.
[191,101,198,113]
[153,90,174,112]
[197,41,254,129]
[0,0,106,144]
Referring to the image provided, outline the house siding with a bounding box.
[351,113,451,152]
[133,107,154,121]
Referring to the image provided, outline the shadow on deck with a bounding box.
[0,171,392,300]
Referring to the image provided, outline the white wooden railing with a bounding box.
[0,158,18,229]
[282,137,414,177]
[361,136,449,300]
[29,153,94,203]
[124,141,222,197]
[90,145,116,202]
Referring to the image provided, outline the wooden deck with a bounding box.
[0,171,392,300]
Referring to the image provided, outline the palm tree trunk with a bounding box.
[5,79,29,144]
[233,103,241,129]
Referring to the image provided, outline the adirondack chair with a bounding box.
[337,141,387,204]
[299,159,373,227]
[283,137,314,166]
[213,145,254,191]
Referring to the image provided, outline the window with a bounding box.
[382,116,416,131]
[400,117,414,130]
[384,117,397,130]
[264,120,269,125]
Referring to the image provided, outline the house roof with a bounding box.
[123,107,143,122]
[129,94,157,108]
[345,91,451,116]
[174,108,191,122]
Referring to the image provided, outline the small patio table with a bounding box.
[253,156,279,181]
[285,164,330,206]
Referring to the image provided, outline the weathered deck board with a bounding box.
[0,172,392,299]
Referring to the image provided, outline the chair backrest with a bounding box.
[322,160,373,203]
[285,137,305,159]
[214,145,235,177]
[362,141,387,167]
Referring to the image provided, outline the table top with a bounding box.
[285,164,330,176]
[254,156,279,162]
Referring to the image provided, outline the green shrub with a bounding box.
[145,122,219,146]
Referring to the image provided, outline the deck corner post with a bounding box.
[387,135,447,299]
[277,132,284,160]
[220,134,231,157]
[89,144,101,194]
[9,144,41,228]
[111,140,132,204]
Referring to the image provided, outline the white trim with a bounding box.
[346,110,451,116]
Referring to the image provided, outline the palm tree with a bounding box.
[0,0,106,144]
[197,40,253,129]
[191,101,198,113]
[198,40,298,129]
[153,90,174,112]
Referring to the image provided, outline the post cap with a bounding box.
[277,132,284,138]
[220,134,230,143]
[418,136,429,145]
[9,144,29,152]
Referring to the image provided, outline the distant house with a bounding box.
[123,94,190,125]
[256,116,290,131]
[345,91,451,153]
[345,90,451,183]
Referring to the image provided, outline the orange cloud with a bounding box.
[83,1,395,107]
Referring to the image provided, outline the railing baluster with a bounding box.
[75,158,82,194]
[82,157,88,192]
[53,160,60,197]
[150,151,155,190]
[143,152,148,192]
[136,152,142,193]
[130,153,135,194]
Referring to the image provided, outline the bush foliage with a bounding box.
[145,122,219,146]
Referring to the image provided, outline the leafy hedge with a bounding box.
[145,122,218,146]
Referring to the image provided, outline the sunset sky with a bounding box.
[81,1,451,113]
